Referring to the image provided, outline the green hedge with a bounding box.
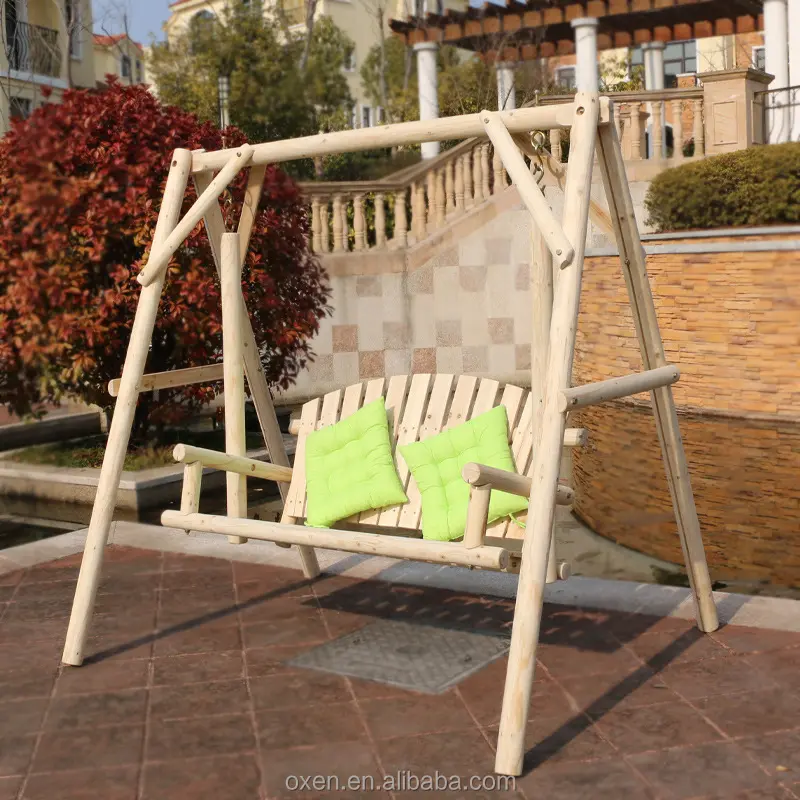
[644,143,800,232]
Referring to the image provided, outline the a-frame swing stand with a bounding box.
[61,94,719,778]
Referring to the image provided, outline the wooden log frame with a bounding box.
[60,94,719,787]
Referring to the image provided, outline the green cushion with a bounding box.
[398,405,528,542]
[304,397,408,528]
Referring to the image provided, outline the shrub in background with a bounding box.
[645,142,800,232]
[0,80,330,439]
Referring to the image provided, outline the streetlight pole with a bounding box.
[218,73,231,130]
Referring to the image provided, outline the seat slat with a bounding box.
[378,373,432,527]
[341,382,365,419]
[499,383,526,435]
[491,391,534,539]
[359,375,408,525]
[298,390,343,518]
[363,377,385,404]
[445,375,479,430]
[471,378,500,417]
[283,398,321,520]
[398,374,455,529]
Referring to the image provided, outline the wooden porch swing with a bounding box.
[61,94,719,778]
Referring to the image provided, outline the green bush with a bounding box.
[644,143,800,232]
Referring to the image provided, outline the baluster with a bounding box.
[481,144,490,199]
[630,103,642,160]
[549,128,562,162]
[463,152,474,208]
[343,199,351,250]
[332,194,344,252]
[311,196,322,252]
[492,146,504,194]
[411,182,422,239]
[693,99,705,156]
[374,192,386,248]
[426,171,436,231]
[353,194,366,251]
[652,101,664,159]
[319,198,330,253]
[454,156,465,212]
[671,99,684,160]
[394,188,408,247]
[472,145,482,203]
[434,169,446,227]
[613,106,622,141]
[445,160,455,214]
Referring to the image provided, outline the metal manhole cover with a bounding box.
[287,619,510,694]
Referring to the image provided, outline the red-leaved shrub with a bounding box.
[0,80,330,436]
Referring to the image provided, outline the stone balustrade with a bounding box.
[541,87,705,162]
[300,138,514,254]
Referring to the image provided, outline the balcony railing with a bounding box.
[7,21,62,78]
[754,85,800,144]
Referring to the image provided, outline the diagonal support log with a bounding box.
[193,170,321,579]
[137,145,254,287]
[482,110,574,270]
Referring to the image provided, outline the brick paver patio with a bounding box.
[1,545,799,799]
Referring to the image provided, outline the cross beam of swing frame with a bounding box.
[190,103,604,174]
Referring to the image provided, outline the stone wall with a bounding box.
[572,235,800,586]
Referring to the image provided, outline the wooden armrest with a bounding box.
[462,463,574,505]
[173,443,293,483]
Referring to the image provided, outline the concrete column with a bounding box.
[788,0,800,138]
[642,41,665,90]
[414,41,440,159]
[570,18,599,92]
[642,42,666,157]
[764,0,790,142]
[496,62,516,110]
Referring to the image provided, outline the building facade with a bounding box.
[93,33,147,87]
[0,0,95,134]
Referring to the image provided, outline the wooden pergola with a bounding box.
[390,0,765,63]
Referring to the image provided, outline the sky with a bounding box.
[92,0,172,45]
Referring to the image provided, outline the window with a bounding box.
[136,59,142,82]
[9,97,32,120]
[65,0,81,59]
[121,55,131,78]
[344,50,356,72]
[630,40,696,88]
[377,106,385,124]
[753,46,765,72]
[350,105,357,129]
[362,105,372,128]
[554,66,576,90]
[279,0,305,26]
[664,40,696,86]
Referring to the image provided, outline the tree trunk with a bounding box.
[299,0,318,73]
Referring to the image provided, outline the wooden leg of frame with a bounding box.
[61,148,193,666]
[531,222,559,585]
[496,94,600,777]
[195,172,321,579]
[221,232,248,545]
[595,122,718,633]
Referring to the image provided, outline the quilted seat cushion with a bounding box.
[304,397,408,528]
[398,404,528,542]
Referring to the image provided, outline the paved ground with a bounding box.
[1,546,800,800]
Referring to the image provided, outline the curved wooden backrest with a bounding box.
[283,374,533,538]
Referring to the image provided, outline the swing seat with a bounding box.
[160,373,587,575]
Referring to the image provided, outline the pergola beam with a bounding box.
[390,0,763,57]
